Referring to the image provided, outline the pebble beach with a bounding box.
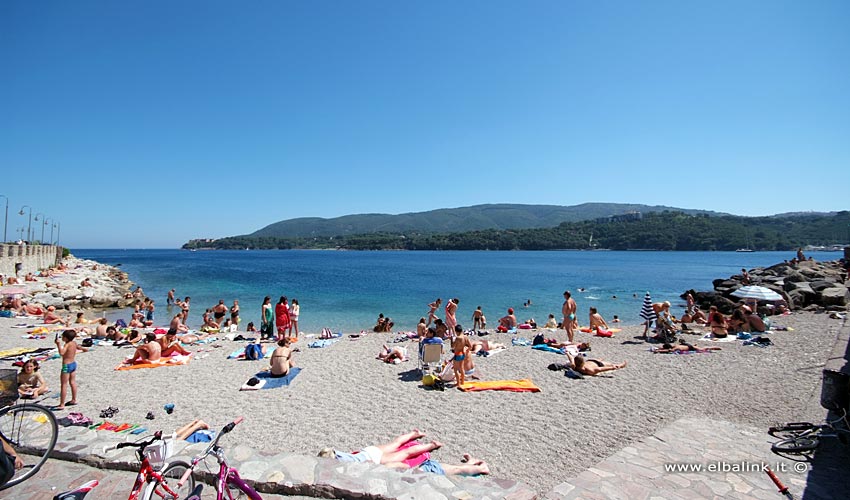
[1,258,845,495]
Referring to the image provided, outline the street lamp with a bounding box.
[18,206,32,243]
[0,194,8,243]
[54,222,61,245]
[34,213,46,244]
[51,222,57,244]
[41,218,52,244]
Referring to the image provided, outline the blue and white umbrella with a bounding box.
[731,285,783,301]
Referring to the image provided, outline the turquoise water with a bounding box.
[73,249,841,332]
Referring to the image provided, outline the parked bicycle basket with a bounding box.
[142,439,174,469]
[0,368,18,407]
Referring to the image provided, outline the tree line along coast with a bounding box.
[184,211,850,251]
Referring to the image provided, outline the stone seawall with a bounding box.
[0,244,63,277]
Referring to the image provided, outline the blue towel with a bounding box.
[308,339,339,348]
[532,344,565,355]
[511,338,531,346]
[255,367,302,389]
[185,429,216,443]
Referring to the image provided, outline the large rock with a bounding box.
[30,292,64,308]
[810,279,839,292]
[819,287,850,307]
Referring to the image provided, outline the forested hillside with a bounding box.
[184,211,849,251]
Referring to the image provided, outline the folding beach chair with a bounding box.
[419,342,444,376]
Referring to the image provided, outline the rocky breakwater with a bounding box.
[19,256,140,311]
[686,258,849,314]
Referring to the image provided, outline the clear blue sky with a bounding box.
[2,1,848,248]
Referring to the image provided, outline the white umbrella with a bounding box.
[731,286,783,301]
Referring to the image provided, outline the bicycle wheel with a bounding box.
[144,460,195,500]
[771,435,819,454]
[768,422,816,440]
[0,403,58,490]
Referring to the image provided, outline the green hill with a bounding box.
[247,203,721,238]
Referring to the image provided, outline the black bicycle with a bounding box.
[0,400,59,489]
[769,409,849,455]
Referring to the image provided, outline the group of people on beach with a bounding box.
[259,295,300,341]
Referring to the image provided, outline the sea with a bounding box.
[73,249,842,332]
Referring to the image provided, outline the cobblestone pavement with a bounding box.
[545,416,849,500]
[3,458,323,500]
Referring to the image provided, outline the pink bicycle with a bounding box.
[177,417,264,500]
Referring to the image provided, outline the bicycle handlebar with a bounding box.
[104,431,163,454]
[177,417,244,488]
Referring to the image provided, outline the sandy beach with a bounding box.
[0,301,843,493]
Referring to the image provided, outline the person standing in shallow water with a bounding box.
[427,298,442,326]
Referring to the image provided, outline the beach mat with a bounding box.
[115,354,193,371]
[308,339,339,348]
[240,368,302,391]
[457,379,541,393]
[698,334,737,343]
[531,344,565,355]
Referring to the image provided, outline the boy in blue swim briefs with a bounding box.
[451,325,471,386]
[55,329,88,410]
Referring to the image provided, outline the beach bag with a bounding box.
[422,374,437,386]
[532,333,545,345]
[245,344,262,361]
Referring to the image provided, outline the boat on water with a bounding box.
[735,248,754,252]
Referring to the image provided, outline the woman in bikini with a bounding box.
[427,299,442,327]
[270,337,294,377]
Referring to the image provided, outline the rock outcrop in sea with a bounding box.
[685,258,849,314]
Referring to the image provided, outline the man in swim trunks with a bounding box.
[569,354,627,376]
[167,289,176,306]
[451,325,472,386]
[562,291,577,343]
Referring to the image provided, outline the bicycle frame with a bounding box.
[128,455,176,500]
[214,453,263,500]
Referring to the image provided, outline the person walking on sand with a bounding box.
[562,291,577,343]
[261,296,274,341]
[55,329,88,410]
[275,296,291,341]
[427,298,442,327]
[288,299,300,338]
[445,298,459,335]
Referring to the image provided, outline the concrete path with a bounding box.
[545,416,848,500]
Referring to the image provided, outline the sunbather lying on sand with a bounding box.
[652,342,721,353]
[318,430,490,476]
[175,420,209,440]
[377,345,407,364]
[566,353,627,376]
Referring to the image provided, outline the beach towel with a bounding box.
[697,333,737,343]
[227,346,274,360]
[115,354,193,371]
[457,379,541,393]
[308,339,339,348]
[531,344,565,355]
[511,338,531,346]
[240,368,302,391]
[0,347,43,359]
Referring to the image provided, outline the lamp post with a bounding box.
[34,213,46,244]
[41,218,51,245]
[18,206,32,243]
[0,194,8,243]
[51,222,57,245]
[55,222,61,245]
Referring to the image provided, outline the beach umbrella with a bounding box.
[731,286,783,301]
[639,292,657,323]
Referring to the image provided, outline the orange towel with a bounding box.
[115,354,193,371]
[457,379,541,392]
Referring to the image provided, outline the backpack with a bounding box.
[245,344,262,360]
